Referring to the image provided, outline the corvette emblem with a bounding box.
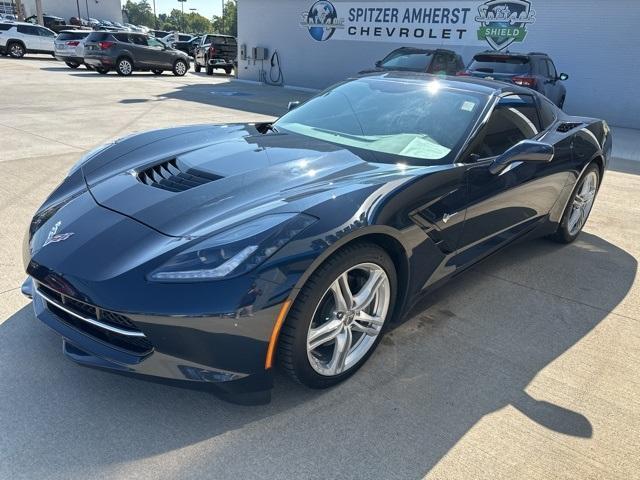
[43,221,74,247]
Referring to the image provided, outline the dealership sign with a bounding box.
[299,0,536,50]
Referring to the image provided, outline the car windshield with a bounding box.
[469,55,530,74]
[274,77,487,165]
[380,50,433,71]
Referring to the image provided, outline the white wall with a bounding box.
[22,0,123,22]
[237,0,640,129]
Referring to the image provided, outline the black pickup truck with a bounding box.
[193,34,237,75]
[25,15,84,33]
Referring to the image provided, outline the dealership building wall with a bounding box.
[237,0,640,129]
[20,0,122,22]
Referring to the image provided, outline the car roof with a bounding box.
[355,71,535,96]
[473,50,549,58]
[58,29,91,34]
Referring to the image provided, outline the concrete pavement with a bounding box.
[0,56,639,480]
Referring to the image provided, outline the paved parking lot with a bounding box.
[1,56,639,480]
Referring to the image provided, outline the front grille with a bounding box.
[137,158,222,192]
[36,283,153,355]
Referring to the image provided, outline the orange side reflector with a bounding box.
[265,299,292,370]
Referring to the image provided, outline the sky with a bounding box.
[129,0,223,20]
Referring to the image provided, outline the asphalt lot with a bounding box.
[1,56,639,480]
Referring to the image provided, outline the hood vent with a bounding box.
[137,158,222,192]
[556,122,583,133]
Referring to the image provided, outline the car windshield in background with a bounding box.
[57,32,89,41]
[380,50,432,71]
[469,55,530,74]
[275,78,487,165]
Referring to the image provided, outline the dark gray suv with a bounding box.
[83,31,190,76]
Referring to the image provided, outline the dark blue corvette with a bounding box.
[23,73,611,403]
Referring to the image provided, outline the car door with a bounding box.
[146,37,173,68]
[545,59,563,105]
[16,24,40,50]
[36,26,55,52]
[455,94,569,265]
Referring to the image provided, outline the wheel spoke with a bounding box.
[352,269,384,311]
[355,310,385,326]
[350,321,379,336]
[327,328,352,375]
[330,273,353,312]
[308,319,343,351]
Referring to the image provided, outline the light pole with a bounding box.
[85,0,90,20]
[177,0,187,32]
[221,0,224,34]
[153,0,158,29]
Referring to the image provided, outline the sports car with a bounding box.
[22,73,611,403]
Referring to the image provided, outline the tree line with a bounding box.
[123,0,237,35]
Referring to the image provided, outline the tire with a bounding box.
[278,242,397,389]
[65,61,80,69]
[151,69,163,75]
[8,42,25,58]
[116,57,133,76]
[224,66,232,75]
[96,67,109,75]
[206,65,213,75]
[550,163,600,244]
[172,59,188,76]
[84,64,94,70]
[194,64,201,73]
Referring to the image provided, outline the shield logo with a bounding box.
[475,0,536,51]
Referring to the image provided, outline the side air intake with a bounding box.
[556,122,583,133]
[137,158,222,192]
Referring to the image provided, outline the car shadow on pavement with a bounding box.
[0,232,635,478]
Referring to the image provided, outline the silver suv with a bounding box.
[0,21,55,58]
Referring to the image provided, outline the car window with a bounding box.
[546,59,557,79]
[429,53,450,74]
[17,25,40,35]
[538,97,558,129]
[0,23,13,31]
[148,37,164,48]
[38,27,55,37]
[535,59,549,77]
[380,49,433,72]
[114,33,129,43]
[179,34,190,41]
[86,32,111,42]
[275,77,487,165]
[474,95,540,158]
[469,54,530,74]
[130,34,148,46]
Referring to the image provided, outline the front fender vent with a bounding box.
[137,158,222,192]
[556,122,583,133]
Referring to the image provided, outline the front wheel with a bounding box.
[8,42,25,58]
[194,63,201,73]
[550,163,600,244]
[84,64,94,71]
[206,65,214,75]
[172,59,188,76]
[65,61,80,69]
[278,243,397,388]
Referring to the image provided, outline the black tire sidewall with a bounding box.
[555,163,600,243]
[285,243,397,389]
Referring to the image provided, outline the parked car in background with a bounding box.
[360,47,464,76]
[194,34,237,75]
[0,13,16,21]
[83,31,189,76]
[25,14,82,33]
[54,30,91,69]
[160,32,193,46]
[173,35,200,57]
[460,51,569,108]
[0,22,55,58]
[150,30,171,39]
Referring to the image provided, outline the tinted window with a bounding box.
[0,23,12,31]
[275,78,487,164]
[178,34,191,41]
[380,49,432,71]
[86,32,111,42]
[538,97,557,129]
[129,34,148,46]
[148,37,164,48]
[546,59,557,78]
[38,27,55,37]
[474,95,540,158]
[17,25,39,35]
[114,33,129,42]
[57,31,89,40]
[469,54,530,74]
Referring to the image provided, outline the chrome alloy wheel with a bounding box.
[118,59,132,75]
[306,262,390,376]
[568,171,598,236]
[10,43,24,57]
[175,61,186,75]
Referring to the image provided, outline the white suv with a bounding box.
[0,22,56,58]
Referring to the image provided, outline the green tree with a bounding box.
[211,0,237,36]
[123,0,156,28]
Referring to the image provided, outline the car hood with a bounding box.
[83,124,427,237]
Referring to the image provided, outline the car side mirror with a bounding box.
[489,140,554,175]
[558,73,569,81]
[287,101,300,111]
[375,60,382,67]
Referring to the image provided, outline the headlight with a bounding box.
[149,213,317,282]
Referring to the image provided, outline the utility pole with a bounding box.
[75,0,81,20]
[153,0,158,29]
[221,0,224,34]
[35,0,43,25]
[177,0,186,32]
[85,0,90,20]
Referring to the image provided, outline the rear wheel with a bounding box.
[151,69,163,75]
[278,243,397,388]
[96,67,109,74]
[65,61,80,69]
[224,66,232,75]
[116,57,133,76]
[194,64,201,73]
[550,163,600,244]
[8,42,25,58]
[84,64,94,70]
[172,59,188,76]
